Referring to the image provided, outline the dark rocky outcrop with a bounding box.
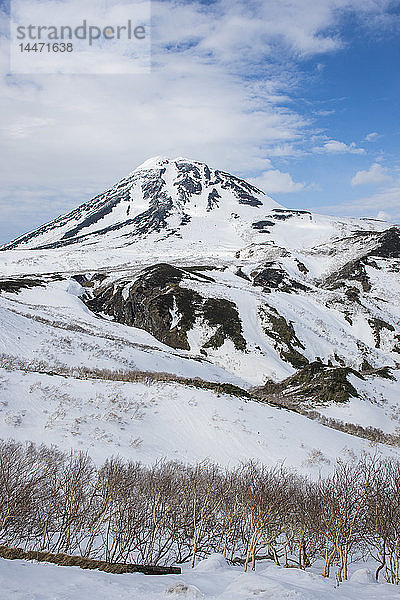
[258,304,308,369]
[252,220,275,232]
[295,260,309,274]
[214,170,264,206]
[368,317,395,349]
[235,268,250,281]
[252,265,285,289]
[174,162,202,203]
[202,298,247,351]
[269,208,312,221]
[253,361,363,404]
[207,188,221,210]
[251,263,308,293]
[86,264,200,350]
[85,264,246,352]
[0,277,45,294]
[322,227,400,295]
[369,227,400,259]
[324,258,371,293]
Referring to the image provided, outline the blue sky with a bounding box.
[1,0,400,243]
[267,22,400,213]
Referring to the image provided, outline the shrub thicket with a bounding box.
[0,440,399,584]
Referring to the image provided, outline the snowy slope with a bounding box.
[1,554,400,600]
[3,365,398,475]
[0,156,392,276]
[0,156,399,471]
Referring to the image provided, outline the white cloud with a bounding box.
[315,109,335,116]
[364,132,380,142]
[351,162,391,186]
[313,139,365,154]
[250,168,305,194]
[0,0,398,241]
[267,144,303,157]
[308,182,400,223]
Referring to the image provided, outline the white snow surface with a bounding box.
[2,366,397,474]
[1,555,399,600]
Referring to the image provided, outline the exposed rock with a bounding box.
[295,260,309,274]
[368,317,395,349]
[252,220,275,232]
[85,264,199,350]
[258,304,308,369]
[321,228,400,297]
[235,268,250,281]
[214,170,264,206]
[369,227,400,259]
[0,277,46,294]
[345,287,361,303]
[252,265,285,289]
[202,298,247,351]
[253,361,362,404]
[251,263,308,293]
[207,189,221,211]
[324,258,371,292]
[269,208,312,221]
[85,264,246,352]
[360,366,395,380]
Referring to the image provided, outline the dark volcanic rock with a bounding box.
[254,361,362,404]
[252,265,285,289]
[86,264,200,350]
[252,263,308,293]
[368,317,395,349]
[202,298,247,351]
[174,163,202,203]
[295,260,309,274]
[252,220,275,232]
[322,228,400,296]
[0,277,45,294]
[324,258,371,293]
[85,264,246,352]
[270,208,312,221]
[369,227,400,259]
[207,189,221,211]
[258,304,308,369]
[214,170,264,206]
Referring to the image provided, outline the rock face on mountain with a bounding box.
[84,263,246,352]
[1,157,280,252]
[253,361,363,404]
[0,156,399,424]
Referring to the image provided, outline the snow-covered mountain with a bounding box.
[0,157,399,473]
[1,156,281,253]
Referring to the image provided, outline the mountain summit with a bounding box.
[2,157,282,252]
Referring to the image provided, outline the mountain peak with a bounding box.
[132,156,213,172]
[2,157,282,253]
[133,155,170,171]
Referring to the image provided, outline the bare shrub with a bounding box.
[0,438,399,584]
